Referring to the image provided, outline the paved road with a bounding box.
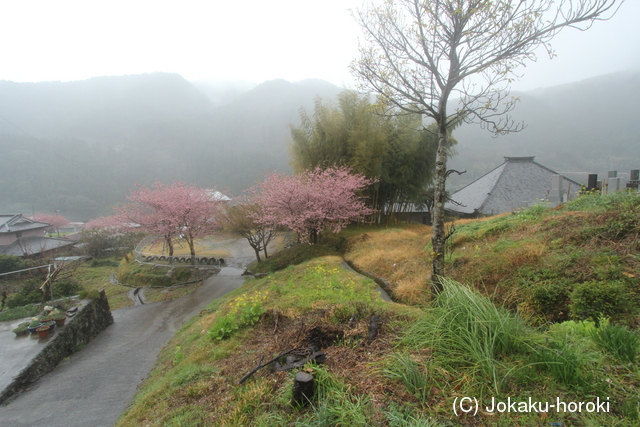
[0,269,245,427]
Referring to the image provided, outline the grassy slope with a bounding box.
[117,192,640,426]
[73,259,134,310]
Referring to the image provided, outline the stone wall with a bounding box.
[0,290,114,404]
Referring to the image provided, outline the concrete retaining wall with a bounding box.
[0,290,114,404]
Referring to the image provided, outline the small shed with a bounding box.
[445,156,581,217]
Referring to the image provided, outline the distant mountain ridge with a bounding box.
[0,73,215,140]
[0,70,638,220]
[448,69,640,187]
[0,73,342,220]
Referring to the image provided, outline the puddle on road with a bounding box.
[217,267,245,276]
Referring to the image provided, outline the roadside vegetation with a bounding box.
[1,247,217,318]
[117,191,640,426]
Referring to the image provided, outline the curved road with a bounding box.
[0,263,249,426]
[0,235,387,426]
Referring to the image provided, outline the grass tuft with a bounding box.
[403,278,530,393]
[591,323,640,364]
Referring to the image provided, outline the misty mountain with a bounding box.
[0,73,215,141]
[0,70,638,221]
[0,73,341,220]
[448,70,640,188]
[191,79,257,107]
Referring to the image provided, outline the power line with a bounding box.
[0,113,69,161]
[0,264,55,277]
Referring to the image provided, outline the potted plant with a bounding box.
[27,318,42,334]
[36,324,51,338]
[12,322,29,336]
[42,320,56,331]
[49,309,67,326]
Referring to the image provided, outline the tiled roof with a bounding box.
[0,236,75,257]
[0,214,50,233]
[445,157,582,216]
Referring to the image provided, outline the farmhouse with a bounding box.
[0,214,75,258]
[445,156,582,217]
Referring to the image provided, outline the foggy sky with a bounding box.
[1,0,638,91]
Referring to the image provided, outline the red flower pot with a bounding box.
[36,325,50,338]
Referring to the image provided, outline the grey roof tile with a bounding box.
[445,157,582,215]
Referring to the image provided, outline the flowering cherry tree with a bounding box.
[84,214,134,233]
[251,167,375,244]
[115,182,223,263]
[31,213,69,237]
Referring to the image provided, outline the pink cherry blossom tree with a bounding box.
[31,213,69,237]
[250,166,375,244]
[84,214,135,234]
[115,182,223,263]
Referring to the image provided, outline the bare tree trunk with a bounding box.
[166,237,174,264]
[430,125,448,294]
[253,246,262,263]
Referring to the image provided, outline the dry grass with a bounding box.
[344,224,433,305]
[343,216,550,307]
[118,305,405,427]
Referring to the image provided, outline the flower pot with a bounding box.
[43,321,56,331]
[36,325,50,338]
[28,323,43,334]
[54,317,66,326]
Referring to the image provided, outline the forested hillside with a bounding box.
[1,70,638,220]
[448,69,640,188]
[0,74,341,220]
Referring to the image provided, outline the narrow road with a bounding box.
[0,268,245,427]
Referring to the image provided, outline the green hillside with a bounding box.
[116,191,640,426]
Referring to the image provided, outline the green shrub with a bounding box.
[591,323,640,363]
[53,278,83,298]
[207,316,238,340]
[528,279,572,322]
[0,255,26,275]
[6,280,42,308]
[570,280,634,325]
[12,321,29,335]
[238,302,265,326]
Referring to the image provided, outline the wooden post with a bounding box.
[291,371,314,406]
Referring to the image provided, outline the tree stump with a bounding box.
[291,371,314,406]
[368,314,381,342]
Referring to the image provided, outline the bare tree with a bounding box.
[222,202,277,263]
[351,0,621,293]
